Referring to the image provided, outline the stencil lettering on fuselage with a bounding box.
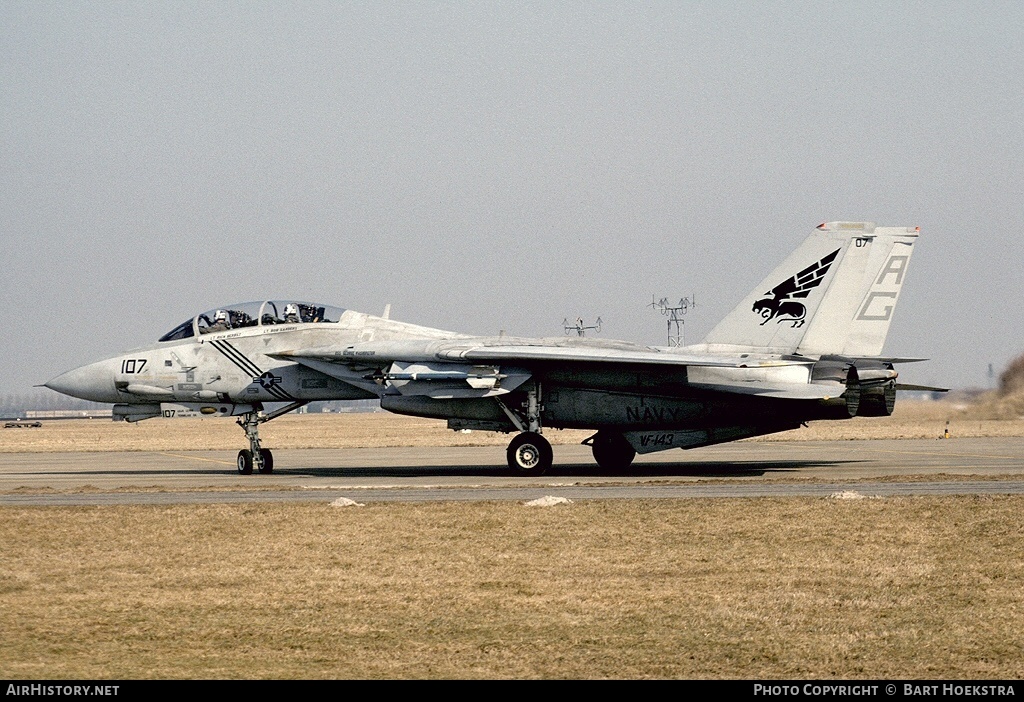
[625,405,689,423]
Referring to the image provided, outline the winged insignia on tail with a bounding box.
[752,249,840,327]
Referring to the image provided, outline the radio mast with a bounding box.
[563,317,602,337]
[649,295,695,346]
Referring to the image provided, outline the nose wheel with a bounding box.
[237,448,274,475]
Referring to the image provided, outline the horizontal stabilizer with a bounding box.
[894,383,949,393]
[820,354,929,364]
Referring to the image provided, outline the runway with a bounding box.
[2,437,1023,505]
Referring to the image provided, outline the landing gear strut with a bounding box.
[497,382,553,475]
[235,401,307,475]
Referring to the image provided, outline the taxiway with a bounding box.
[1,437,1023,505]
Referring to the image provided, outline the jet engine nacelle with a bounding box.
[857,381,896,417]
[843,366,897,418]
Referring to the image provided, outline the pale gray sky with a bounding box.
[2,1,1022,396]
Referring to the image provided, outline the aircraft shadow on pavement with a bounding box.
[10,458,858,482]
[274,459,856,479]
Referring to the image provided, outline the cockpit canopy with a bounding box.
[158,301,346,342]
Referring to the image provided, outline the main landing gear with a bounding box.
[584,431,636,472]
[235,401,307,475]
[497,382,553,475]
[507,432,553,475]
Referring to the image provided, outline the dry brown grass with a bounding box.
[968,391,1024,421]
[2,400,1022,454]
[760,399,1024,441]
[0,412,583,453]
[2,497,1022,679]
[963,355,1024,419]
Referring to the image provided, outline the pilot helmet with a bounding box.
[214,310,228,323]
[284,303,299,318]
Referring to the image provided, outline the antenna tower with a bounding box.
[563,317,602,337]
[650,295,696,346]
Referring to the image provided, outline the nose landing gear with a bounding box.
[235,401,307,475]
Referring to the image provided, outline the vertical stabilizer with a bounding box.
[797,224,919,356]
[701,222,919,355]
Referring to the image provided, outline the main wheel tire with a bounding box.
[591,431,636,472]
[258,448,274,474]
[506,432,553,475]
[237,449,254,475]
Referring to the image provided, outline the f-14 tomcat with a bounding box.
[45,222,937,475]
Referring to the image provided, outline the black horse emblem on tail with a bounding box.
[752,249,840,327]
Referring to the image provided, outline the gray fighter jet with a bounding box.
[45,222,936,475]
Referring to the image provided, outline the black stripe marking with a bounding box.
[211,340,295,401]
[265,383,294,401]
[212,340,262,376]
[211,341,256,377]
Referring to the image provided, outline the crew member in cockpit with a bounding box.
[284,303,301,324]
[205,309,231,333]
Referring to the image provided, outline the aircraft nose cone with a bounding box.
[44,361,117,403]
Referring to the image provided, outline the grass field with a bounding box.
[2,497,1023,679]
[2,399,1022,454]
[2,399,1023,679]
